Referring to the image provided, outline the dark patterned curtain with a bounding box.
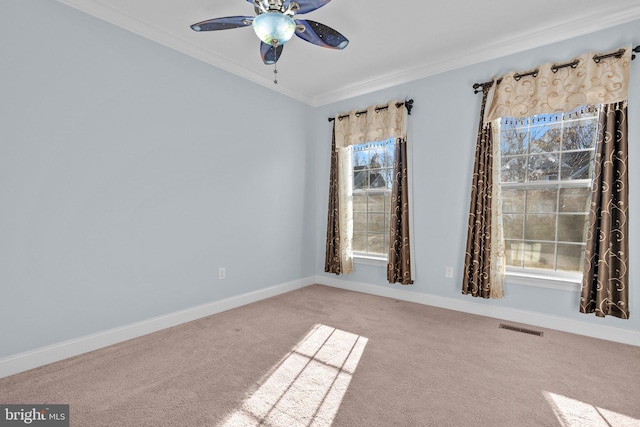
[580,101,629,318]
[462,84,504,298]
[388,137,413,284]
[325,124,342,274]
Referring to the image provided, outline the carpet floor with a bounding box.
[1,284,639,426]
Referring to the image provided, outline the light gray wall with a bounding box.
[0,0,315,358]
[314,20,640,333]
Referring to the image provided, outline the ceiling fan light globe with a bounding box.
[252,12,295,46]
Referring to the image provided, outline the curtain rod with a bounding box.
[328,99,414,122]
[472,45,639,94]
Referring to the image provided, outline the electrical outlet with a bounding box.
[219,267,226,280]
[445,266,453,278]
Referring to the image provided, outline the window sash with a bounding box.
[352,188,391,258]
[351,139,394,259]
[497,109,597,277]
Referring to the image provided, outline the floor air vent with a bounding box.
[499,323,543,337]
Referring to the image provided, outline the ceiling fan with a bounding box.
[190,0,349,68]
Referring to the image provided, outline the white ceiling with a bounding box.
[57,0,640,106]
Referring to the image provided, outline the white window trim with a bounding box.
[353,253,388,266]
[505,268,581,292]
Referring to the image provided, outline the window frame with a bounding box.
[350,139,395,261]
[496,107,598,289]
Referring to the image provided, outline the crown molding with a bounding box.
[57,0,640,107]
[309,5,640,106]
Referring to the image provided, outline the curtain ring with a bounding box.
[514,69,539,81]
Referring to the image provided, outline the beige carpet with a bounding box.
[1,284,639,426]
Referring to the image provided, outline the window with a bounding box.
[351,138,395,259]
[498,106,597,276]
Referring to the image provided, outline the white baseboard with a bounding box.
[0,277,313,379]
[3,275,637,379]
[316,275,640,347]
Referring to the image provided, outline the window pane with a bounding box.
[369,147,389,186]
[526,189,557,213]
[561,151,593,180]
[558,214,588,242]
[352,149,368,168]
[503,214,524,240]
[382,166,394,190]
[353,194,367,212]
[502,189,525,213]
[505,240,524,268]
[563,120,597,150]
[368,194,385,212]
[524,214,556,241]
[353,211,366,233]
[522,242,555,269]
[353,233,366,252]
[559,187,591,213]
[369,172,387,188]
[368,234,386,255]
[353,166,368,189]
[556,244,585,272]
[530,123,561,153]
[500,127,528,155]
[501,156,526,183]
[368,213,386,233]
[527,153,559,181]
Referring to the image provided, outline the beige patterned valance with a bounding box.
[486,45,631,121]
[334,101,407,148]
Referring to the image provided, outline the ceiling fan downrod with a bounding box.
[254,0,300,16]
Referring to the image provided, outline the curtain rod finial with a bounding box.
[405,99,414,115]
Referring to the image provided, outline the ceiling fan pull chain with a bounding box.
[271,40,280,84]
[273,61,278,84]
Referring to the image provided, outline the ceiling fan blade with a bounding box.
[260,42,284,64]
[190,16,253,32]
[294,20,348,49]
[285,0,332,14]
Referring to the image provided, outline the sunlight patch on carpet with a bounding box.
[222,324,368,427]
[544,391,639,427]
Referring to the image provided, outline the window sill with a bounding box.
[506,269,581,292]
[353,255,388,267]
